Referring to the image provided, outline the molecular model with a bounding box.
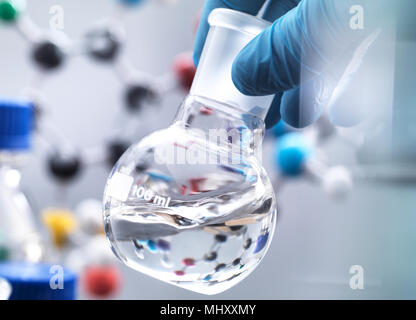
[270,115,354,202]
[132,225,270,283]
[0,0,196,298]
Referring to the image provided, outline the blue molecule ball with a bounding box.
[253,232,269,254]
[118,0,144,6]
[274,132,311,176]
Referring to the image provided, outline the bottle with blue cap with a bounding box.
[0,262,77,300]
[0,99,78,300]
[0,99,44,263]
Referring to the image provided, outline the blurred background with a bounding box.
[0,0,415,299]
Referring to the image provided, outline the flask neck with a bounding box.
[173,95,265,160]
[190,9,274,116]
[175,95,265,129]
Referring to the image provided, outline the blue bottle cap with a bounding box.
[0,99,33,150]
[0,262,78,300]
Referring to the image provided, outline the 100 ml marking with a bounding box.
[136,186,171,208]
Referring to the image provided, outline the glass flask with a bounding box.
[0,100,44,263]
[103,9,277,295]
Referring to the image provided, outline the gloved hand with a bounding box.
[193,0,378,129]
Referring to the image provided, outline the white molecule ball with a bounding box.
[65,247,87,273]
[75,199,104,235]
[84,235,117,266]
[66,235,116,271]
[0,278,12,300]
[323,166,353,201]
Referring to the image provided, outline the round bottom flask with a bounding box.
[103,9,277,294]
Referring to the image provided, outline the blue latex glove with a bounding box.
[193,0,375,129]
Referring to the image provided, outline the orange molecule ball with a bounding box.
[83,265,121,298]
[173,52,196,92]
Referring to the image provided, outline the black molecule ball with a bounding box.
[32,41,65,70]
[125,84,157,113]
[107,140,130,167]
[86,28,121,62]
[48,153,82,182]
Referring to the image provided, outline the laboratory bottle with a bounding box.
[0,99,44,263]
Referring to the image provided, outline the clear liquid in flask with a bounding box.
[103,126,277,294]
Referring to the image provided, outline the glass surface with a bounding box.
[0,153,44,263]
[103,96,277,294]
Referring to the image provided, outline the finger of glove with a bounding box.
[280,76,329,128]
[264,92,283,129]
[261,0,301,22]
[232,0,371,96]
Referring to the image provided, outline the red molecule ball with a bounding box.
[182,258,195,267]
[174,270,185,276]
[83,265,121,298]
[180,184,188,195]
[189,178,206,194]
[199,106,214,115]
[173,52,196,92]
